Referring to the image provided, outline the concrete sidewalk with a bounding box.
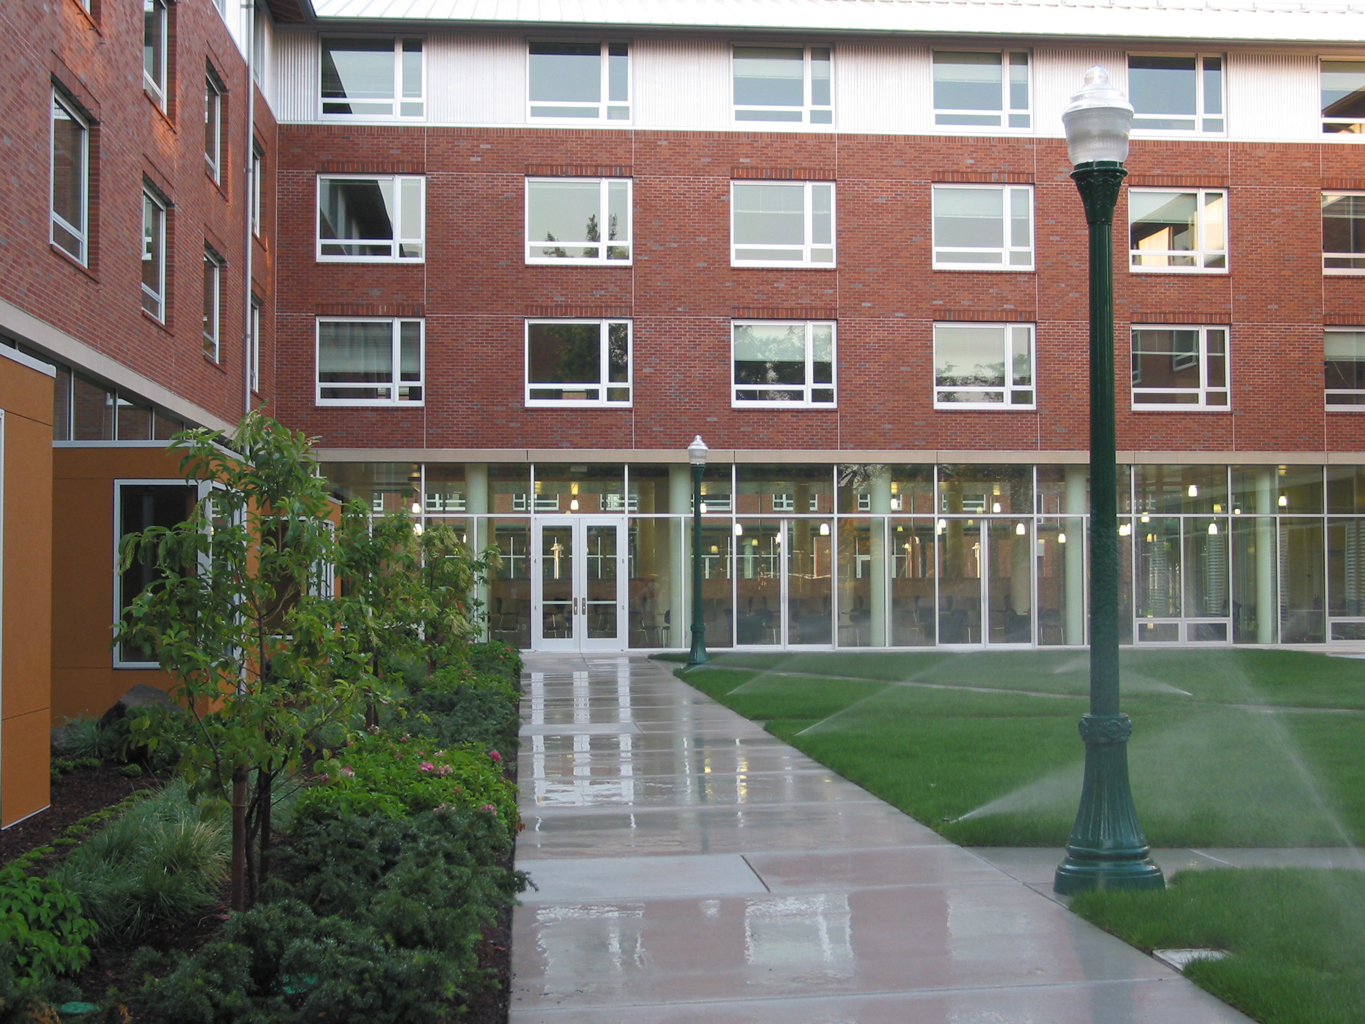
[509,654,1261,1024]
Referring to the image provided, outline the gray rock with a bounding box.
[98,683,177,731]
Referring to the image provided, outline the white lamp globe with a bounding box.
[1062,66,1134,166]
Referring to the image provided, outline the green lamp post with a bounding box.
[1054,67,1164,896]
[686,435,710,668]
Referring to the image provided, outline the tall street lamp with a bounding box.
[1054,67,1164,896]
[686,435,710,667]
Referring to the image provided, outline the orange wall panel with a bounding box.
[2,708,51,827]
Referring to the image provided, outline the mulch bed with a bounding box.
[2,761,516,1024]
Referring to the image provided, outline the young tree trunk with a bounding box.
[257,765,274,900]
[231,768,248,912]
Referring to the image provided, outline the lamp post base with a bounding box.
[686,623,709,668]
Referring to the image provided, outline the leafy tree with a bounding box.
[117,412,364,910]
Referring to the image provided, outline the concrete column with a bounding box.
[670,465,691,644]
[1064,466,1088,645]
[869,468,891,646]
[1254,468,1276,644]
[466,464,489,632]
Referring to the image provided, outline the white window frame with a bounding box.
[731,320,837,408]
[524,177,632,265]
[931,184,1034,271]
[730,180,836,268]
[315,317,425,407]
[143,0,168,109]
[525,319,632,408]
[931,50,1031,131]
[141,187,167,322]
[731,44,833,127]
[316,174,425,262]
[933,322,1036,410]
[526,40,631,123]
[1128,187,1228,273]
[1130,325,1230,410]
[1325,328,1365,407]
[1324,191,1365,275]
[1127,53,1225,135]
[251,144,264,237]
[248,296,261,394]
[319,37,425,120]
[205,70,223,183]
[202,247,223,361]
[50,89,89,265]
[1322,59,1365,136]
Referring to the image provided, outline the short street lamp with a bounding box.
[686,435,710,668]
[1054,68,1164,896]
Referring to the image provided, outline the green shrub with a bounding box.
[54,717,121,761]
[51,781,228,943]
[468,642,522,684]
[298,737,516,826]
[50,756,101,780]
[410,672,520,748]
[0,866,97,989]
[0,943,81,1024]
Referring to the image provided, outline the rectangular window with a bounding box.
[732,45,832,125]
[934,323,1035,408]
[1326,329,1365,406]
[1322,60,1365,135]
[1131,326,1229,409]
[525,320,631,406]
[1128,54,1224,133]
[525,178,631,263]
[732,321,836,407]
[316,318,424,405]
[1129,188,1227,271]
[51,90,88,264]
[1324,192,1365,273]
[116,481,198,666]
[528,41,629,121]
[143,0,167,108]
[932,51,1030,129]
[141,188,166,320]
[317,175,424,261]
[202,248,222,361]
[932,184,1033,270]
[251,144,264,237]
[249,296,261,394]
[321,38,424,119]
[205,71,223,183]
[731,181,835,267]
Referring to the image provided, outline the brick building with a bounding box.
[1,0,1363,819]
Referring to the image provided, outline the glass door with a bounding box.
[532,517,627,651]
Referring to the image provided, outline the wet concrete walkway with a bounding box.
[509,654,1258,1024]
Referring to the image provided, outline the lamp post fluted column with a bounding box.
[686,436,709,667]
[1054,68,1164,896]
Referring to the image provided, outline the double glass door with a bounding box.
[532,517,627,650]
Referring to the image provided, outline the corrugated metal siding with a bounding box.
[430,34,524,124]
[633,37,729,130]
[837,43,928,135]
[274,29,319,123]
[1034,47,1126,138]
[1228,53,1319,141]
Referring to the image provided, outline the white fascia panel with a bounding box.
[1227,51,1320,140]
[837,42,929,135]
[634,37,729,130]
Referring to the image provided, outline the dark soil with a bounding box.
[0,763,158,869]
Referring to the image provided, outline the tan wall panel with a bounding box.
[2,698,51,826]
[5,416,53,719]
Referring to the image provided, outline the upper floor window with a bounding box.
[316,318,424,405]
[1326,329,1365,406]
[1322,60,1365,135]
[51,91,89,265]
[932,51,1030,130]
[1324,192,1365,273]
[732,321,835,407]
[932,185,1033,270]
[528,41,629,122]
[525,178,631,264]
[934,323,1035,409]
[203,247,223,361]
[249,297,261,395]
[732,45,832,125]
[143,0,168,108]
[141,187,167,321]
[1128,54,1224,133]
[251,144,264,237]
[321,39,423,119]
[205,70,224,183]
[1129,188,1227,272]
[317,175,424,261]
[525,320,631,406]
[1131,326,1229,409]
[731,181,835,267]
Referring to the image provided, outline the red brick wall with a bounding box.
[270,125,1364,457]
[0,0,275,423]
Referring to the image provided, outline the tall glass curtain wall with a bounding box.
[317,462,1365,648]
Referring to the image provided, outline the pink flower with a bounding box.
[489,750,503,763]
[433,750,445,758]
[419,761,435,772]
[340,766,355,778]
[400,734,410,744]
[435,764,453,777]
[480,804,498,814]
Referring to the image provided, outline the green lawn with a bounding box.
[1071,869,1365,1024]
[672,649,1365,846]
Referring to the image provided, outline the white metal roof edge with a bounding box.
[309,0,1365,45]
